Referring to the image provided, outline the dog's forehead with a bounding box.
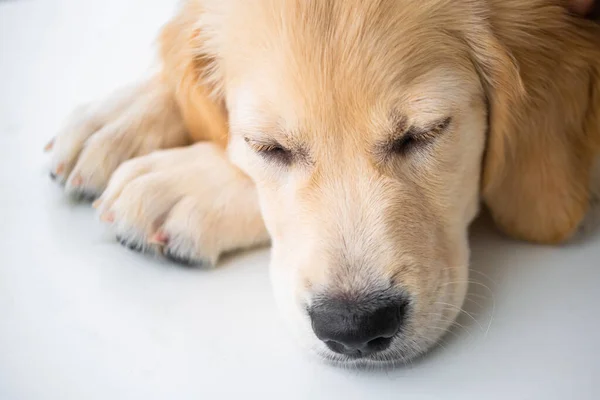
[221,1,472,86]
[221,0,481,138]
[228,66,478,141]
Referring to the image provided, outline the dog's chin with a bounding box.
[283,308,457,370]
[308,319,451,370]
[312,339,431,370]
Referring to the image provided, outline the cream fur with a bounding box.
[46,0,600,366]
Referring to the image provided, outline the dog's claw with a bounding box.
[71,174,83,187]
[100,211,115,223]
[44,138,55,152]
[149,231,169,245]
[54,163,65,176]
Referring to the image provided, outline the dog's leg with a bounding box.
[46,78,190,200]
[93,143,269,266]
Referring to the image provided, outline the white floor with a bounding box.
[1,1,599,399]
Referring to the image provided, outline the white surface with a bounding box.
[1,1,599,399]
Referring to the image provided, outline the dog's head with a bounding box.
[204,0,600,366]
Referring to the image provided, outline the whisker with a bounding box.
[439,280,494,294]
[465,292,491,300]
[427,325,464,340]
[462,296,485,310]
[437,266,498,286]
[466,268,498,285]
[434,301,486,334]
[422,312,474,339]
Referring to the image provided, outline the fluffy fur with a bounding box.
[46,0,600,366]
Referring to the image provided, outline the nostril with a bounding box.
[324,340,347,354]
[364,336,395,354]
[309,294,408,357]
[323,335,395,357]
[367,336,391,348]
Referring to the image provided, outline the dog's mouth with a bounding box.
[314,335,426,370]
[307,309,428,369]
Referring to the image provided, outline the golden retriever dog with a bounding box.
[45,0,600,367]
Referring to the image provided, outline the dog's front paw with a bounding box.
[94,144,269,266]
[45,80,188,201]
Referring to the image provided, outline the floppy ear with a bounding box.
[467,7,600,244]
[158,0,229,148]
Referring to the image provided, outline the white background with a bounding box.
[1,1,599,399]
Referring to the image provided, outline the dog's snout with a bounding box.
[309,296,407,357]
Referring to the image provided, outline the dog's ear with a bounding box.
[466,9,600,244]
[158,1,229,147]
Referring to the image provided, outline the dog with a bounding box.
[44,0,600,367]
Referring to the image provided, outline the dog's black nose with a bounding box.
[309,296,407,357]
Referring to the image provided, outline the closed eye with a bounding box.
[245,137,293,165]
[389,117,452,155]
